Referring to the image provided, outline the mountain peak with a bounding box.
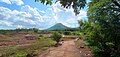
[56,23,62,24]
[46,23,70,30]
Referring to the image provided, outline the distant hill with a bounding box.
[46,23,71,30]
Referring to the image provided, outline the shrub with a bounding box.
[51,32,62,45]
[63,31,71,35]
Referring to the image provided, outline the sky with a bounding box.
[0,0,88,30]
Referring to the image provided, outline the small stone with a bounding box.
[80,46,84,48]
[26,53,34,57]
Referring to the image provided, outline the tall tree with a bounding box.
[79,0,120,57]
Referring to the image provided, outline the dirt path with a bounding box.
[39,40,91,57]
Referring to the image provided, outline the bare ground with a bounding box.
[39,40,92,57]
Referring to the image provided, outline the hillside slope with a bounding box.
[46,23,70,30]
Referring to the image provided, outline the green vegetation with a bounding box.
[0,0,119,57]
[0,28,40,35]
[79,0,120,57]
[0,37,56,57]
[15,28,39,33]
[0,38,13,42]
[0,30,15,35]
[51,32,62,45]
[63,31,71,35]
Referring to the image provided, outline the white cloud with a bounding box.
[21,5,43,22]
[51,2,64,13]
[0,20,13,26]
[0,0,24,5]
[41,2,87,28]
[10,0,24,5]
[0,0,11,4]
[16,25,24,28]
[39,10,45,13]
[0,6,44,29]
[0,1,87,29]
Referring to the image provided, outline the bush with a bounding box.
[51,32,62,45]
[63,31,71,35]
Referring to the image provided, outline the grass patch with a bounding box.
[74,40,81,48]
[0,38,14,42]
[0,37,56,57]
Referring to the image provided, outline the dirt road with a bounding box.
[39,40,91,57]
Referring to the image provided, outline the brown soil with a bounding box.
[0,33,37,46]
[39,40,92,57]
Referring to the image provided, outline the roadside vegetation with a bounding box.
[35,0,120,56]
[1,1,119,56]
[51,32,62,46]
[0,37,56,57]
[0,29,78,57]
[78,0,120,57]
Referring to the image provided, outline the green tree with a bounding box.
[35,0,86,15]
[51,32,62,45]
[63,31,71,35]
[79,0,120,57]
[35,0,120,15]
[32,28,39,33]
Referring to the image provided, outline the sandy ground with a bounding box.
[39,40,92,57]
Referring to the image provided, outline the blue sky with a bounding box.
[0,0,88,30]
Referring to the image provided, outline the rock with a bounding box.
[80,46,84,48]
[26,53,34,57]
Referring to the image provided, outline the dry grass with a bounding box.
[0,37,56,57]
